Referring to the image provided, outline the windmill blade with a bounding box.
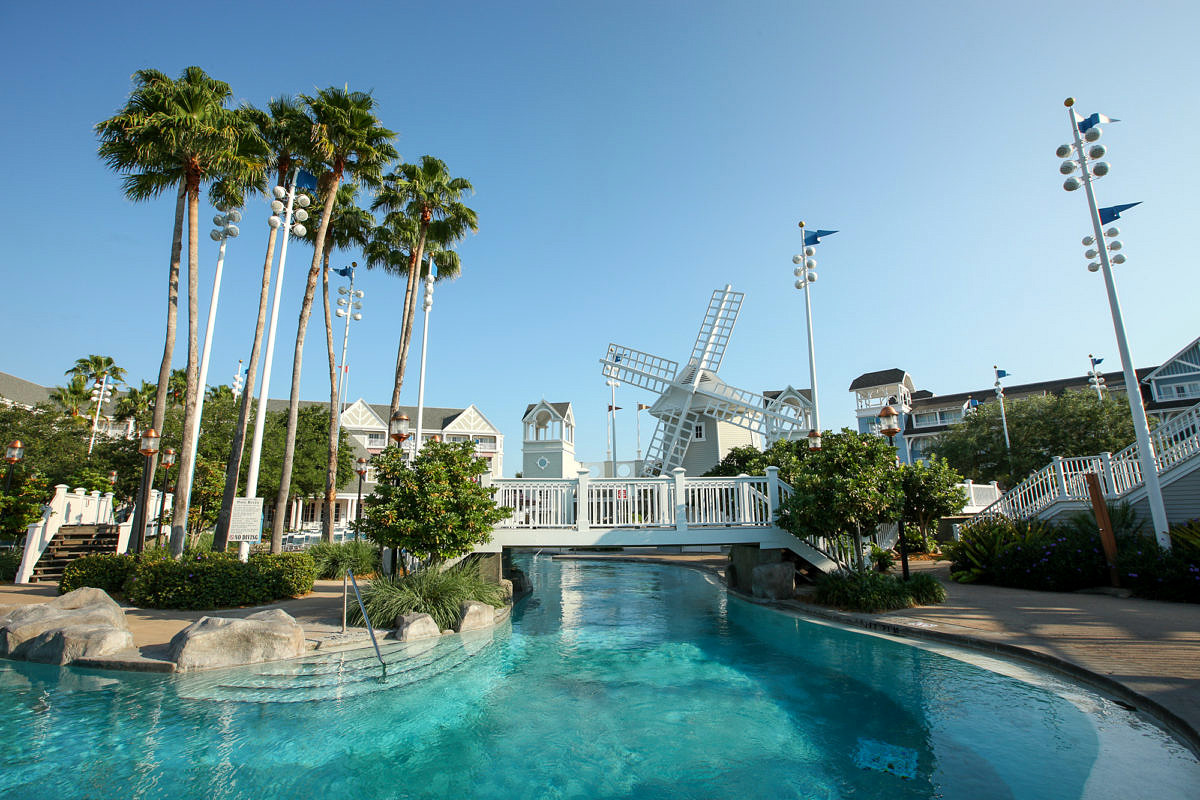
[640,408,700,476]
[689,286,744,374]
[599,344,679,394]
[692,382,811,437]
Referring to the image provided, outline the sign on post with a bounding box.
[228,497,265,543]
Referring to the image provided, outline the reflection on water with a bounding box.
[0,556,1196,799]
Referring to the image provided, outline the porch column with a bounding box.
[765,466,780,522]
[576,469,590,533]
[673,468,688,534]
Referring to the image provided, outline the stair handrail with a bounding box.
[773,479,856,570]
[346,568,386,673]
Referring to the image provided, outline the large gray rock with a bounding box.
[456,601,495,632]
[751,562,796,601]
[168,609,305,672]
[392,612,440,642]
[22,625,134,665]
[0,587,127,658]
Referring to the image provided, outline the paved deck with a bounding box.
[3,555,1198,748]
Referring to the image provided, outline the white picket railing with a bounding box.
[972,398,1200,523]
[492,479,579,528]
[587,478,675,527]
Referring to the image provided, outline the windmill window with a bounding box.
[693,422,706,441]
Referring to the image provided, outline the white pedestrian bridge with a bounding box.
[475,468,1001,574]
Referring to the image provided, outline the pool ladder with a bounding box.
[347,568,386,676]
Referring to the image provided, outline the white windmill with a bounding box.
[600,285,814,477]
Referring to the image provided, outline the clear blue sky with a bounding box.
[2,1,1197,475]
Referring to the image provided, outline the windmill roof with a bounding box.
[849,369,908,391]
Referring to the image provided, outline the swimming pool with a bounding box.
[1,556,1197,799]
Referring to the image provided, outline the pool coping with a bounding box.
[551,553,1200,760]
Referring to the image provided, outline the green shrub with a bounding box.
[1114,533,1200,603]
[989,525,1107,592]
[308,540,381,579]
[869,544,895,573]
[0,547,23,582]
[124,551,315,610]
[905,573,947,605]
[813,571,914,613]
[59,553,137,595]
[1169,520,1200,561]
[350,559,506,630]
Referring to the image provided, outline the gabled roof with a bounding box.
[849,368,909,391]
[907,368,1155,411]
[762,388,814,402]
[0,371,52,408]
[264,398,468,431]
[1141,335,1200,383]
[523,401,572,420]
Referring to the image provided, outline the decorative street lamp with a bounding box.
[877,406,910,580]
[177,208,241,537]
[807,429,822,451]
[390,413,412,460]
[335,263,365,420]
[1087,354,1107,401]
[136,428,160,553]
[243,172,312,561]
[5,440,24,494]
[87,376,115,456]
[414,271,435,461]
[355,457,368,540]
[1056,97,1169,545]
[793,221,837,433]
[232,359,245,402]
[155,448,176,548]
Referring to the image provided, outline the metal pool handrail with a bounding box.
[347,568,386,674]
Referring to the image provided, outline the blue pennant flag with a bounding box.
[1098,202,1141,225]
[335,266,354,278]
[1074,112,1119,133]
[295,169,319,191]
[961,396,980,414]
[1091,356,1104,367]
[995,368,1009,380]
[803,229,838,246]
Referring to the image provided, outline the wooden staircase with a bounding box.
[29,524,120,584]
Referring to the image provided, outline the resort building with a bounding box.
[521,401,579,478]
[848,332,1200,463]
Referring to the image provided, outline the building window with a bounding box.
[366,431,385,447]
[692,422,705,441]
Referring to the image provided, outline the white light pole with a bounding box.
[993,367,1012,452]
[334,264,365,426]
[87,375,114,456]
[1057,97,1169,545]
[232,359,244,402]
[413,272,435,460]
[793,221,836,433]
[177,209,241,528]
[1087,354,1106,401]
[243,173,311,559]
[606,378,619,478]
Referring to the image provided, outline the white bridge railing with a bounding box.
[972,398,1200,523]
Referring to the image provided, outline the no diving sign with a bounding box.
[228,497,264,543]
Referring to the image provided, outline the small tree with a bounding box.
[705,439,808,484]
[356,441,510,565]
[899,455,967,552]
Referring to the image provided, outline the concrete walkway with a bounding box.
[3,555,1198,747]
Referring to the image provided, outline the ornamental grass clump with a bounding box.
[308,540,381,579]
[351,560,506,630]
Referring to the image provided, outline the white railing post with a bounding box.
[1098,452,1114,496]
[1052,456,1068,499]
[576,469,591,533]
[673,467,688,533]
[963,478,974,506]
[737,473,750,524]
[765,466,780,523]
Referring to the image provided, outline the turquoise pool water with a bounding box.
[1,556,1197,799]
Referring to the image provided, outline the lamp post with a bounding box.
[606,378,619,477]
[176,208,241,536]
[154,448,176,548]
[877,406,910,580]
[414,272,435,461]
[1087,354,1107,401]
[390,413,412,460]
[243,174,311,561]
[993,367,1012,452]
[1057,97,1169,545]
[335,264,365,420]
[5,440,24,494]
[807,429,822,451]
[232,359,245,402]
[135,429,160,553]
[793,222,836,433]
[87,376,114,456]
[355,457,368,540]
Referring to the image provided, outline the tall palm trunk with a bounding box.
[130,184,186,553]
[321,247,338,543]
[213,222,279,551]
[388,219,429,419]
[272,173,342,552]
[170,174,203,557]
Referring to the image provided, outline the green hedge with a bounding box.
[58,550,315,610]
[0,548,23,582]
[813,570,946,613]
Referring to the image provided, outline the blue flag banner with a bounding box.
[335,266,354,278]
[803,229,838,246]
[1091,357,1104,367]
[995,368,1009,380]
[1098,202,1141,225]
[295,169,319,191]
[961,396,980,414]
[1074,112,1119,133]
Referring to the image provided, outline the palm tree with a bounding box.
[307,184,374,542]
[113,380,157,428]
[213,97,310,552]
[67,355,127,388]
[371,156,477,422]
[271,86,397,552]
[97,66,267,557]
[50,376,92,418]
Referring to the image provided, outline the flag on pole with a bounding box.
[803,229,838,246]
[608,405,622,412]
[962,396,980,414]
[1075,112,1119,133]
[1098,202,1141,225]
[995,368,1009,380]
[1091,357,1104,367]
[335,266,354,278]
[637,403,651,411]
[295,169,319,191]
